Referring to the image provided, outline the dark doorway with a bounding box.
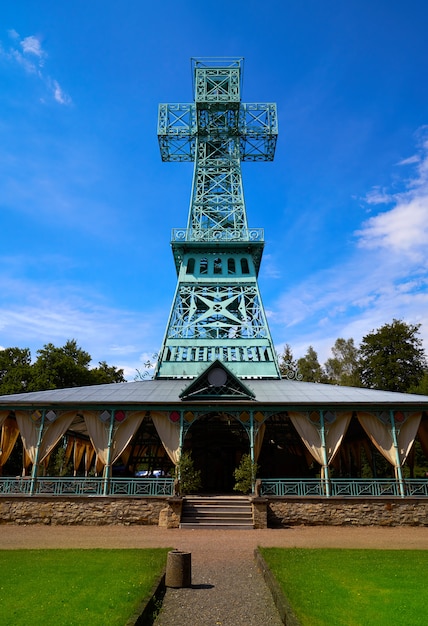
[184,413,249,493]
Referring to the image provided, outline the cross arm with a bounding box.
[158,103,196,162]
[239,103,278,161]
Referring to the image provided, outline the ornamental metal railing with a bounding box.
[260,478,428,498]
[171,227,264,243]
[0,477,174,497]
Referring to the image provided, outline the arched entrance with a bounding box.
[183,413,249,493]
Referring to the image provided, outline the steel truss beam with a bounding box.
[156,58,280,379]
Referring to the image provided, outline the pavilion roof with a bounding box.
[0,378,427,411]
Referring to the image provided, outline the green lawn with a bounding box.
[259,548,428,626]
[0,548,170,626]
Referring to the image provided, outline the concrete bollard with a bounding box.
[165,550,192,588]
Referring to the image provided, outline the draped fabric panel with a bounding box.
[15,410,76,470]
[254,422,266,462]
[418,419,428,458]
[85,444,95,476]
[73,439,86,475]
[0,417,20,471]
[151,411,181,464]
[37,411,76,463]
[110,412,145,465]
[396,413,422,464]
[84,411,110,466]
[0,411,10,429]
[120,445,132,467]
[83,410,145,473]
[288,411,351,474]
[64,437,75,467]
[357,411,422,471]
[15,411,39,464]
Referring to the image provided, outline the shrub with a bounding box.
[233,453,258,494]
[175,452,201,494]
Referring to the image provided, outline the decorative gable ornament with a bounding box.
[179,360,256,401]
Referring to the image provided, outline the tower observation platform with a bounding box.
[155,58,280,379]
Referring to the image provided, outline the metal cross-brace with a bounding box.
[155,58,280,379]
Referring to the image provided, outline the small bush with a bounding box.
[175,452,201,494]
[233,453,258,494]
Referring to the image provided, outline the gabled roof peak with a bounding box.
[179,360,255,401]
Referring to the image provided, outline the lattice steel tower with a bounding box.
[155,58,280,379]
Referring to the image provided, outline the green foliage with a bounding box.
[324,337,361,387]
[278,343,300,379]
[46,442,73,477]
[175,452,201,494]
[233,453,258,494]
[359,319,427,392]
[297,346,327,383]
[409,371,428,395]
[0,347,33,394]
[260,548,428,626]
[0,339,125,395]
[0,548,169,626]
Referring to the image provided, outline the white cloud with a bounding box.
[49,78,72,105]
[0,30,71,105]
[0,268,164,379]
[356,198,428,260]
[21,35,46,60]
[357,130,428,260]
[271,127,428,362]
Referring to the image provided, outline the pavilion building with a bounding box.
[1,59,428,510]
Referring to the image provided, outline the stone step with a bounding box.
[183,505,251,513]
[180,495,254,529]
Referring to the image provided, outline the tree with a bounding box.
[324,338,361,387]
[0,347,33,394]
[408,371,428,396]
[278,344,300,379]
[359,319,427,392]
[90,361,125,384]
[0,340,125,394]
[297,346,326,383]
[30,340,93,390]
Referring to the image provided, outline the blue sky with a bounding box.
[1,1,428,379]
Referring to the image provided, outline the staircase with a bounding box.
[180,495,254,530]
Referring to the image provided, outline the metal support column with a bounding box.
[390,410,405,498]
[319,410,331,497]
[249,410,255,493]
[178,411,185,482]
[103,410,115,496]
[30,409,46,496]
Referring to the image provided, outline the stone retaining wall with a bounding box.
[268,498,428,527]
[0,497,168,525]
[1,496,427,526]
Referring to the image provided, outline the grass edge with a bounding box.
[125,569,166,626]
[254,548,301,626]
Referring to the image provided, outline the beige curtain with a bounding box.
[38,411,76,463]
[254,422,266,461]
[120,444,132,467]
[15,411,38,464]
[0,417,20,472]
[64,437,75,467]
[0,411,10,429]
[15,410,75,465]
[289,411,351,473]
[357,411,422,471]
[83,410,144,472]
[73,439,86,475]
[85,444,95,476]
[418,418,428,458]
[151,411,181,464]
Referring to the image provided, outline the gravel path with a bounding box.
[2,525,427,626]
